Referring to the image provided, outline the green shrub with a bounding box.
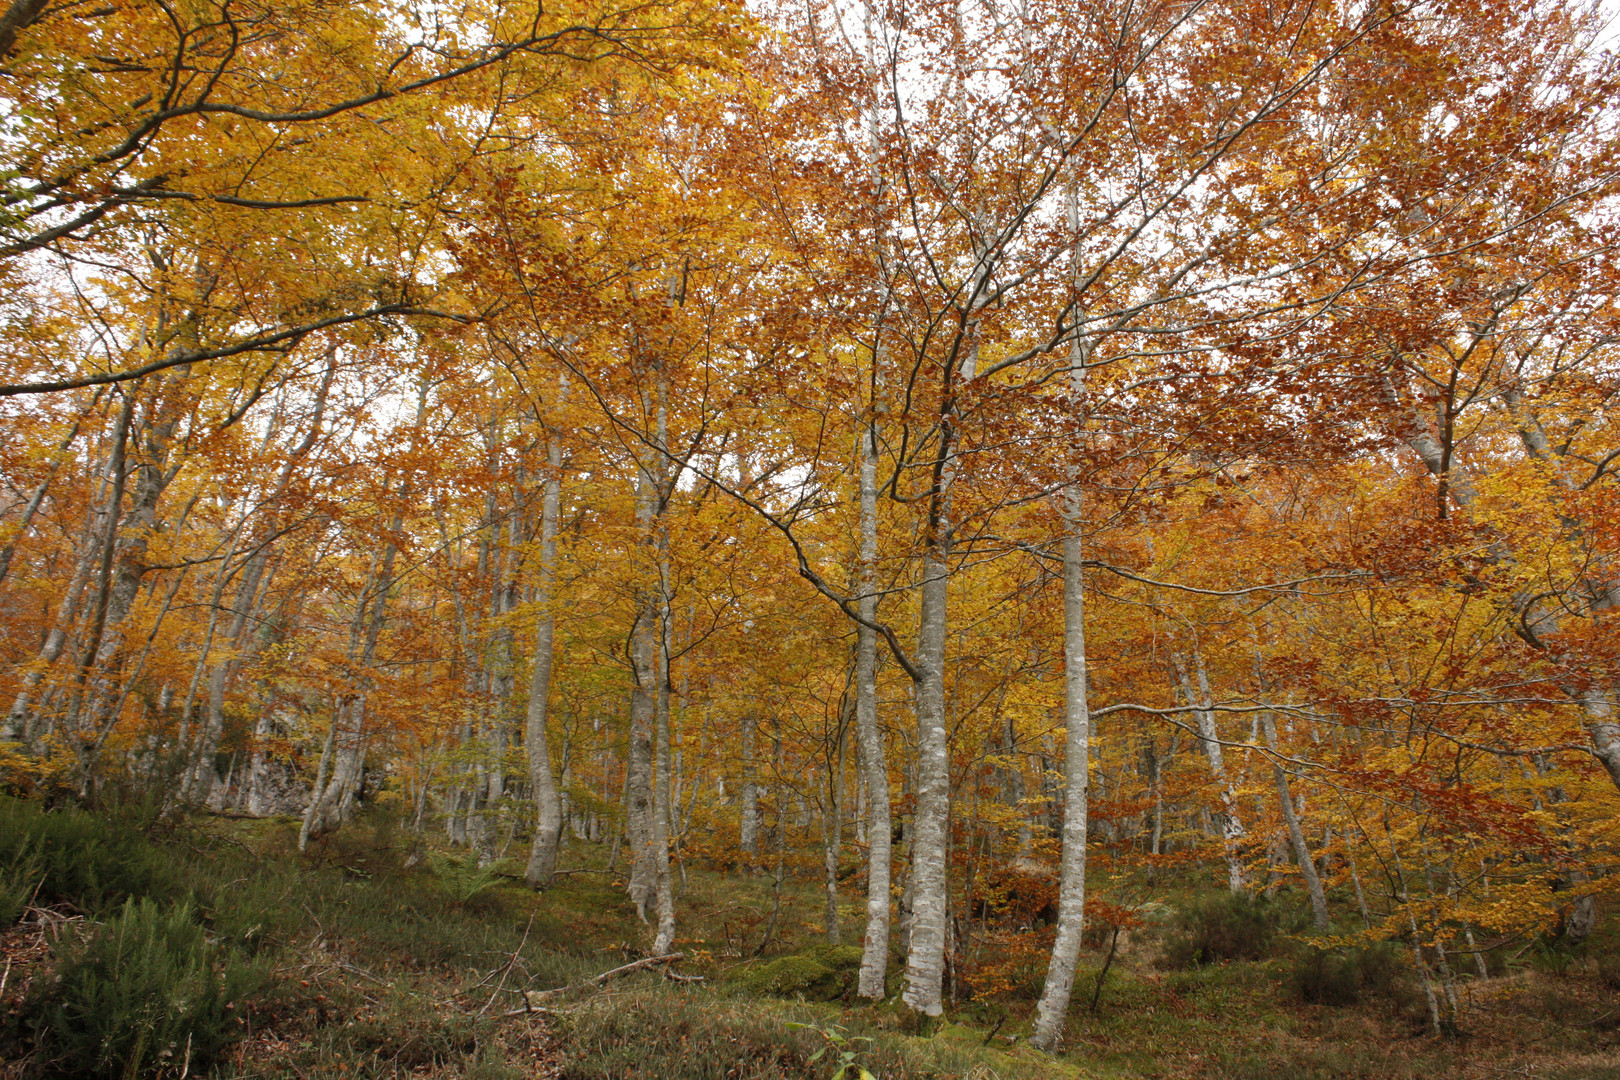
[0,796,177,914]
[0,835,42,926]
[1163,893,1279,968]
[23,898,265,1079]
[205,863,308,957]
[1292,941,1409,1006]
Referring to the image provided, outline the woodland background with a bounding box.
[0,0,1619,1075]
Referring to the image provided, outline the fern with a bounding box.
[428,852,501,903]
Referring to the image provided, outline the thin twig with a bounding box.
[480,913,535,1017]
[520,952,686,1008]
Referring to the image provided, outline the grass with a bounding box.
[1,798,1617,1079]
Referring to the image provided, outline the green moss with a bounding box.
[726,943,865,1001]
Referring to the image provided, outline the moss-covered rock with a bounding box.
[726,943,865,1001]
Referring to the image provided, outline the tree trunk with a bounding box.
[1031,278,1092,1050]
[824,694,849,945]
[525,421,565,886]
[739,712,760,857]
[625,442,660,918]
[4,492,102,742]
[902,508,952,1016]
[1176,648,1247,891]
[300,524,396,849]
[650,550,677,954]
[189,549,270,804]
[855,420,892,997]
[1262,710,1328,929]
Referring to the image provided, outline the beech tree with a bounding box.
[0,0,1615,1051]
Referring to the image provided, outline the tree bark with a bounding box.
[902,483,953,1017]
[1262,709,1328,929]
[855,419,892,997]
[525,418,565,886]
[1031,322,1092,1051]
[739,712,760,857]
[625,431,661,919]
[299,523,396,849]
[1175,648,1247,891]
[824,693,850,945]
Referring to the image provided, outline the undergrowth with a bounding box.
[0,795,1615,1080]
[23,898,266,1079]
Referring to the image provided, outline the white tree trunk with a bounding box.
[1031,322,1092,1051]
[902,500,952,1016]
[855,422,892,998]
[625,462,659,918]
[1262,710,1328,928]
[739,712,760,856]
[1178,648,1247,891]
[300,527,395,849]
[525,422,565,886]
[650,557,677,954]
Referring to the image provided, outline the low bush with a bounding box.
[0,835,42,926]
[0,796,177,915]
[560,994,1056,1080]
[20,897,265,1079]
[1292,941,1410,1006]
[1528,939,1581,977]
[1162,893,1279,968]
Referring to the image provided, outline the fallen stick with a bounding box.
[519,952,686,1009]
[479,913,535,1017]
[664,971,705,984]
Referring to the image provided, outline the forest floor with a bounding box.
[1,805,1617,1079]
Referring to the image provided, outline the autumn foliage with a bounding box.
[0,0,1617,1047]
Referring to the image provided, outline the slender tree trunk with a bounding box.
[650,535,677,953]
[0,393,97,589]
[1031,263,1092,1047]
[1148,739,1164,859]
[1176,648,1247,891]
[4,499,101,742]
[300,524,397,849]
[739,712,760,857]
[855,420,892,996]
[63,392,135,763]
[625,451,659,918]
[1262,710,1328,929]
[525,419,565,886]
[298,718,338,852]
[78,370,196,785]
[189,549,269,804]
[824,695,849,945]
[902,481,953,1017]
[1029,509,1091,1050]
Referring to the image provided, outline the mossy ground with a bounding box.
[1,802,1616,1079]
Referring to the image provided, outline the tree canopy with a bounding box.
[1,0,1617,1045]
